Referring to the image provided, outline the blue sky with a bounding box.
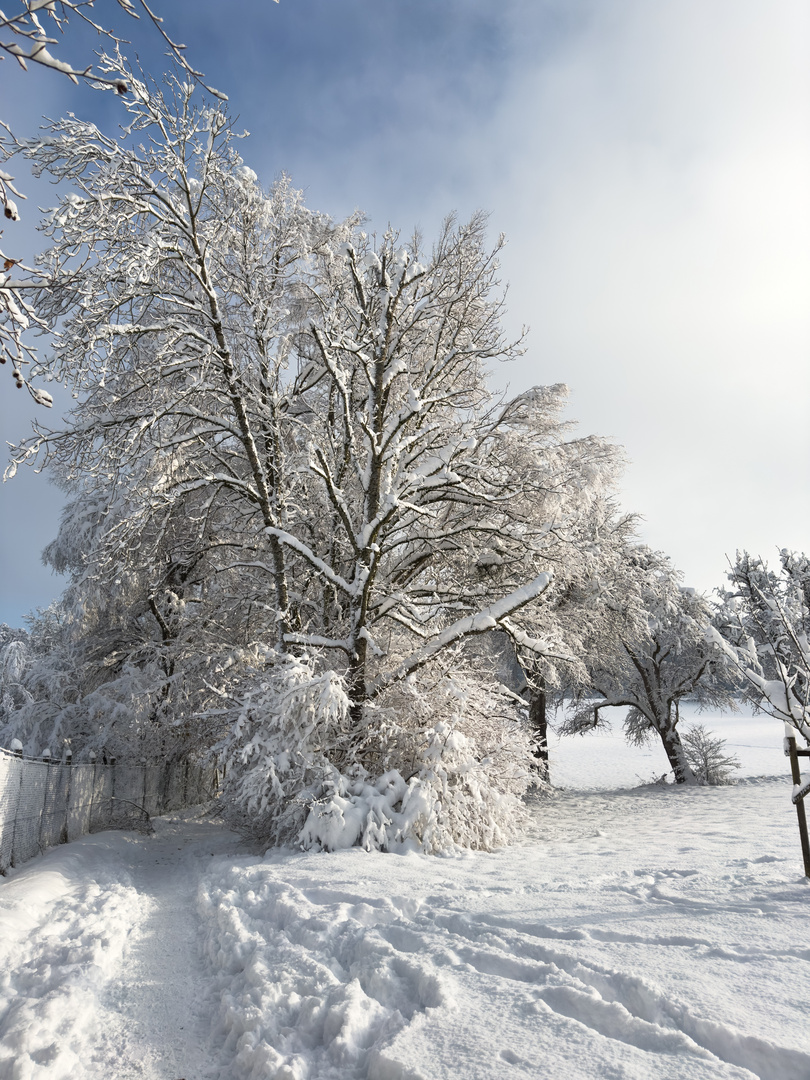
[1,0,809,624]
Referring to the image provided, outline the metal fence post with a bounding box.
[38,749,52,853]
[9,747,25,868]
[61,750,72,845]
[109,756,116,827]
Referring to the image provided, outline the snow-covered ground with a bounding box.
[2,707,809,1080]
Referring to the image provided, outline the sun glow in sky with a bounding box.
[1,0,808,624]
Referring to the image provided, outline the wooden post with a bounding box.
[786,734,810,878]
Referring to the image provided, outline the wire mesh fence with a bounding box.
[0,747,219,874]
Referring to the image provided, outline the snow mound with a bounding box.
[0,836,140,1080]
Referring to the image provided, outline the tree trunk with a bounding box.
[529,675,549,779]
[347,644,368,740]
[656,710,696,784]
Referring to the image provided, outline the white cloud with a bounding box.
[475,0,810,589]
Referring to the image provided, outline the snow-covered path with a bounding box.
[1,714,809,1080]
[94,818,243,1080]
[0,816,244,1080]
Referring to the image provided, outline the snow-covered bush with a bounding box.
[222,654,536,853]
[220,651,352,846]
[680,724,740,786]
[300,721,529,855]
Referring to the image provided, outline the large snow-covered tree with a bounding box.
[283,217,557,721]
[9,69,552,688]
[4,66,634,848]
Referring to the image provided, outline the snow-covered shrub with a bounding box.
[221,650,353,845]
[222,655,537,853]
[681,724,741,785]
[300,721,528,854]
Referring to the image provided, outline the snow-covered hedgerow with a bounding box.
[221,651,536,854]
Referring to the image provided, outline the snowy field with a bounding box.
[1,707,809,1080]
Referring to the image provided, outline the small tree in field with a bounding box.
[561,546,735,784]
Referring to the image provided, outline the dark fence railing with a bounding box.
[0,747,219,874]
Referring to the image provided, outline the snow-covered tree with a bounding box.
[5,67,632,847]
[437,382,633,773]
[711,550,810,743]
[0,623,33,733]
[284,217,555,722]
[560,547,735,784]
[4,68,331,759]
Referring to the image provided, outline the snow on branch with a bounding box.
[371,572,553,694]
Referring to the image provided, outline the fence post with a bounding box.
[88,751,97,829]
[9,746,26,868]
[109,756,116,827]
[38,749,52,853]
[61,750,72,845]
[787,733,810,878]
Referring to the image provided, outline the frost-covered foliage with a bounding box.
[712,550,810,745]
[680,724,740,786]
[300,721,528,855]
[220,651,352,845]
[0,597,235,760]
[222,652,535,853]
[0,3,226,389]
[560,547,735,784]
[0,624,33,730]
[4,64,627,848]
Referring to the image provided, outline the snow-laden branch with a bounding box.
[263,527,355,597]
[371,572,553,695]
